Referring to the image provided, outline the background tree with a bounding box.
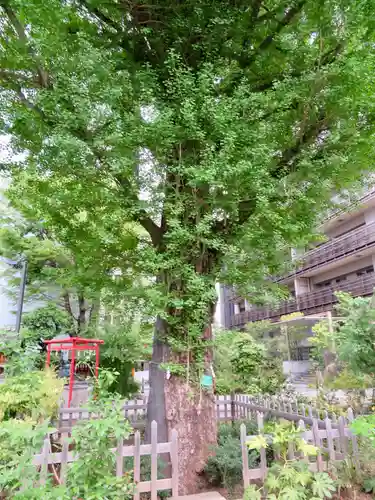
[1,0,375,492]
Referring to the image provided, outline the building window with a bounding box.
[238,300,246,313]
[316,280,332,288]
[335,276,347,284]
[356,265,374,277]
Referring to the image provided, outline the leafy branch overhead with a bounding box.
[0,0,375,371]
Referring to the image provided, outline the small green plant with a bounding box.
[245,422,336,499]
[351,414,375,446]
[0,395,135,498]
[244,463,336,500]
[65,397,134,499]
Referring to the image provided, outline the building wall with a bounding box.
[310,255,373,287]
[0,259,16,329]
[325,213,365,239]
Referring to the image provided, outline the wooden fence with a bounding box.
[216,394,351,428]
[240,409,358,485]
[58,393,352,431]
[58,395,148,432]
[33,421,178,500]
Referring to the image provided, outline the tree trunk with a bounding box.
[77,293,86,334]
[165,376,217,495]
[147,318,217,495]
[146,317,169,445]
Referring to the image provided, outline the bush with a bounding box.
[0,369,64,422]
[205,421,259,490]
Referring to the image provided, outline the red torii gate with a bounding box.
[45,337,104,407]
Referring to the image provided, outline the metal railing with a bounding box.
[230,273,375,326]
[322,185,375,224]
[285,221,375,278]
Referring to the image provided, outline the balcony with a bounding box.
[322,184,375,224]
[230,273,375,327]
[286,221,375,278]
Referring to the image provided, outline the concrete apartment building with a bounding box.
[220,186,375,375]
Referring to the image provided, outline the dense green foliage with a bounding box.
[96,322,152,395]
[0,369,63,422]
[246,421,336,499]
[3,0,375,486]
[0,211,101,334]
[245,463,336,500]
[0,397,134,498]
[1,0,375,385]
[22,303,73,341]
[214,330,285,394]
[205,421,259,490]
[311,292,375,380]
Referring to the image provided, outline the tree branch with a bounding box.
[271,109,327,179]
[0,0,49,88]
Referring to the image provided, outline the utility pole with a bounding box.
[15,259,27,334]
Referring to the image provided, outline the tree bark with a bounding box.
[146,317,169,445]
[165,375,217,495]
[147,317,217,495]
[77,293,86,334]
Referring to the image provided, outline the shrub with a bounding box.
[205,421,259,490]
[0,369,64,422]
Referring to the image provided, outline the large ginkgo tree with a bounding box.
[1,0,375,492]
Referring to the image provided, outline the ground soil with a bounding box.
[196,479,374,500]
[333,489,374,500]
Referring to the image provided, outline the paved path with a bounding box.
[172,492,225,500]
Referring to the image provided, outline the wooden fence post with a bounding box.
[325,417,336,462]
[298,420,309,464]
[338,416,348,457]
[347,408,360,470]
[39,438,50,485]
[116,436,124,477]
[257,412,267,481]
[134,430,141,500]
[151,421,158,500]
[171,429,179,498]
[240,423,250,487]
[312,418,324,472]
[231,391,236,425]
[60,433,69,485]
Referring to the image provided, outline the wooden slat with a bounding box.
[312,418,324,472]
[60,433,69,485]
[116,437,124,477]
[240,424,250,487]
[151,420,158,500]
[39,438,50,485]
[325,417,335,461]
[137,478,172,493]
[171,429,179,498]
[134,431,141,500]
[347,408,360,470]
[257,412,267,481]
[338,416,348,456]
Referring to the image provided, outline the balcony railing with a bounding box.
[286,221,375,278]
[322,185,375,224]
[230,274,375,327]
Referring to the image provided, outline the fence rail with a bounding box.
[59,393,353,431]
[57,395,148,432]
[33,421,178,500]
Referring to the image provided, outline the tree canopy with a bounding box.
[1,0,375,492]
